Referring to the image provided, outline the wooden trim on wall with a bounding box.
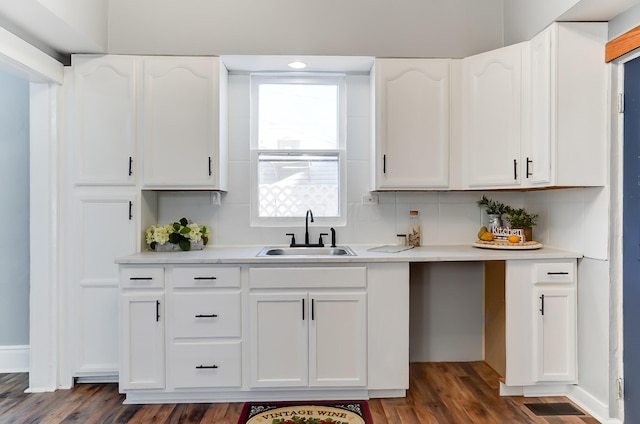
[606,25,640,62]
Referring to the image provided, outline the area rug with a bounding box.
[237,400,373,424]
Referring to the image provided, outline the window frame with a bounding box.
[249,73,347,228]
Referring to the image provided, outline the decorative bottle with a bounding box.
[408,210,421,247]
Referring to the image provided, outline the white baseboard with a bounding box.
[568,385,622,424]
[0,345,29,372]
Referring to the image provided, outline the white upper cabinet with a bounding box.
[141,57,228,190]
[372,59,451,190]
[461,43,526,189]
[73,56,139,185]
[525,22,607,188]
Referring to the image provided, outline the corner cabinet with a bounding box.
[526,22,607,187]
[504,260,577,388]
[141,57,228,190]
[371,59,451,190]
[459,22,607,190]
[461,43,525,189]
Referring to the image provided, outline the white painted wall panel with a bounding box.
[107,0,504,58]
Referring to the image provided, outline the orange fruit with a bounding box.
[508,235,521,243]
[480,232,494,241]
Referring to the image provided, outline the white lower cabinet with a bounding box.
[249,291,367,388]
[248,266,368,389]
[117,262,408,402]
[119,267,165,390]
[505,260,577,387]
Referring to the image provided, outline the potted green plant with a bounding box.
[477,195,508,231]
[504,207,538,241]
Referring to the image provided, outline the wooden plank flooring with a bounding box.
[0,362,599,423]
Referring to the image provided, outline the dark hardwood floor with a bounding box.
[0,362,599,423]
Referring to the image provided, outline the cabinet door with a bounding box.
[73,56,138,185]
[120,293,165,390]
[249,292,308,388]
[533,286,577,382]
[462,43,524,188]
[309,293,367,387]
[142,57,220,189]
[73,193,138,378]
[527,27,553,185]
[373,59,450,189]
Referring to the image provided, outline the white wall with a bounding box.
[0,70,30,348]
[609,2,640,39]
[503,0,580,45]
[107,0,504,59]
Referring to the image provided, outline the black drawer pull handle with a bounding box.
[129,156,133,176]
[129,277,153,280]
[547,271,569,275]
[195,314,218,318]
[194,277,217,280]
[196,365,218,369]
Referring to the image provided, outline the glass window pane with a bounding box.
[258,84,338,150]
[258,153,339,217]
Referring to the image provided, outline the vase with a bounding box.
[153,240,204,252]
[487,214,502,233]
[512,227,533,242]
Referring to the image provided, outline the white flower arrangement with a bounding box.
[146,217,209,251]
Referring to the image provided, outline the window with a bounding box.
[250,75,346,226]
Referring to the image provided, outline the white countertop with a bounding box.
[115,244,582,264]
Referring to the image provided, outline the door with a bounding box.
[73,56,138,185]
[533,286,576,382]
[309,293,367,387]
[120,293,165,390]
[73,193,137,377]
[373,59,450,189]
[623,56,640,423]
[462,43,524,188]
[249,292,308,387]
[527,26,553,185]
[142,57,217,188]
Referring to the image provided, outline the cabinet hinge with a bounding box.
[617,377,624,399]
[618,93,625,113]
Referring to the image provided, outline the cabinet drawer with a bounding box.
[535,262,575,283]
[170,341,241,388]
[249,266,367,289]
[172,292,241,338]
[171,266,240,288]
[120,267,164,288]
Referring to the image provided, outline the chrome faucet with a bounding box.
[305,209,314,245]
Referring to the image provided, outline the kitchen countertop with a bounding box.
[115,244,582,264]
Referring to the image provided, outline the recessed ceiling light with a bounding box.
[288,61,307,69]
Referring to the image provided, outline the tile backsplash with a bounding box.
[156,73,608,260]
